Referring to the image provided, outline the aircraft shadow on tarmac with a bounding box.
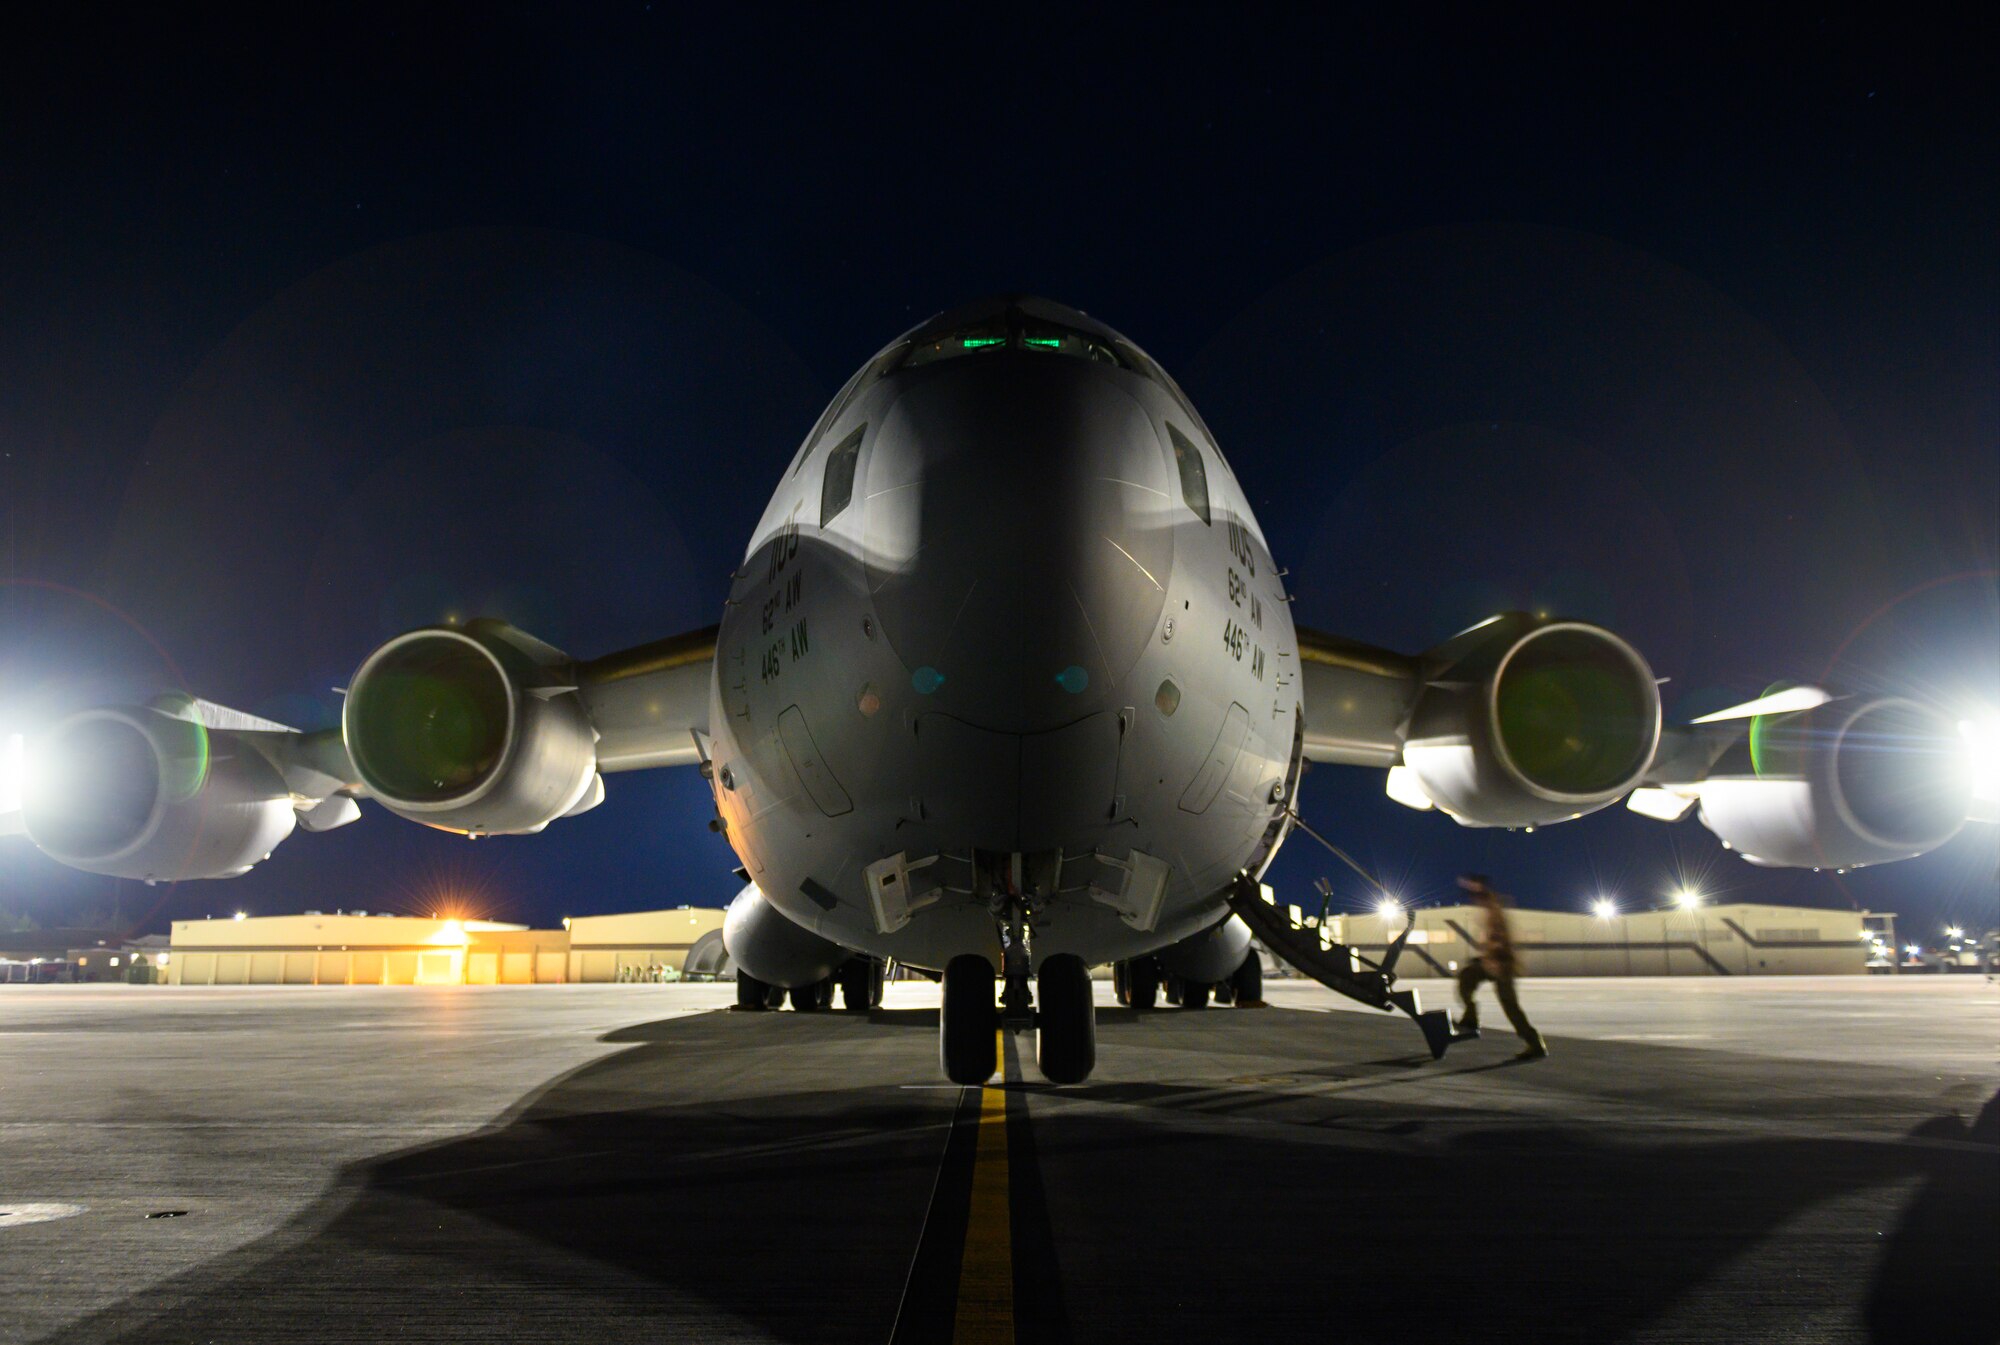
[50,1009,1998,1345]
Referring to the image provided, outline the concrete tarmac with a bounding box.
[1,976,1994,1344]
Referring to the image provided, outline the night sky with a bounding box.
[1,10,1993,940]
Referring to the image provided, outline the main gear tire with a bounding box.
[838,959,880,1012]
[1231,952,1265,1006]
[1126,956,1161,1010]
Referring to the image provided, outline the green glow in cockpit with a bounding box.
[960,337,1006,349]
[1023,337,1062,348]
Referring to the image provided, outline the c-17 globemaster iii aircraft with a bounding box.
[3,297,1986,1083]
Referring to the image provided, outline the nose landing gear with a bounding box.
[938,851,1101,1084]
[939,956,1100,1085]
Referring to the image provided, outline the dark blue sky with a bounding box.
[1,8,1993,938]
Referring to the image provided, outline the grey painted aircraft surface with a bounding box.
[3,298,1986,1082]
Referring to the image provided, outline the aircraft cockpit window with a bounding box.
[900,314,1132,370]
[820,425,864,526]
[902,318,1013,368]
[1017,321,1130,367]
[1167,423,1210,525]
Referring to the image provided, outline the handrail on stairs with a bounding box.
[1226,864,1459,1061]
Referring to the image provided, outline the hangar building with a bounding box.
[1300,902,1867,976]
[165,908,725,986]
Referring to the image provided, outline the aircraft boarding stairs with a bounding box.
[1226,872,1461,1060]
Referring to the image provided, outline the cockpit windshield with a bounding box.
[901,309,1133,371]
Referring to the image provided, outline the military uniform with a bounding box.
[1455,888,1548,1059]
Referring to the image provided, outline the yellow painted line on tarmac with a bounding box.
[951,1030,1013,1344]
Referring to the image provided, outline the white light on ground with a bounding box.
[1947,926,1964,939]
[1592,899,1618,920]
[1673,888,1703,910]
[1906,945,1921,957]
[1376,897,1402,922]
[232,911,247,922]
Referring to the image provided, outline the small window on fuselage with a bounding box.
[1167,423,1210,525]
[792,345,906,477]
[821,426,864,526]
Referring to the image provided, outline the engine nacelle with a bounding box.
[343,622,598,835]
[723,882,849,989]
[1403,616,1662,828]
[1695,697,1973,870]
[21,705,296,881]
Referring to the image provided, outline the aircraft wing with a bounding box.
[4,619,716,883]
[1295,613,1985,872]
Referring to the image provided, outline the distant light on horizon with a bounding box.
[1673,888,1703,911]
[1592,898,1618,920]
[232,910,247,921]
[1376,897,1403,922]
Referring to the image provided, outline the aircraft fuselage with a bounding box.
[708,300,1299,970]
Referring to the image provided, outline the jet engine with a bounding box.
[723,883,849,989]
[1403,617,1662,828]
[20,704,296,881]
[1693,697,1974,869]
[342,621,600,835]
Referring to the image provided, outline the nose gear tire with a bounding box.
[941,954,998,1084]
[1035,953,1096,1084]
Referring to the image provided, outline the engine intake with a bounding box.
[1695,697,1973,869]
[21,705,295,881]
[1403,617,1662,827]
[343,622,598,835]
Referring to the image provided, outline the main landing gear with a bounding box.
[938,953,1098,1085]
[734,956,883,1013]
[1113,952,1261,1010]
[837,956,885,1012]
[734,973,788,1010]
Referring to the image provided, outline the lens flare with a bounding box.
[0,733,24,815]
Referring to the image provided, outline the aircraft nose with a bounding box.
[863,357,1176,734]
